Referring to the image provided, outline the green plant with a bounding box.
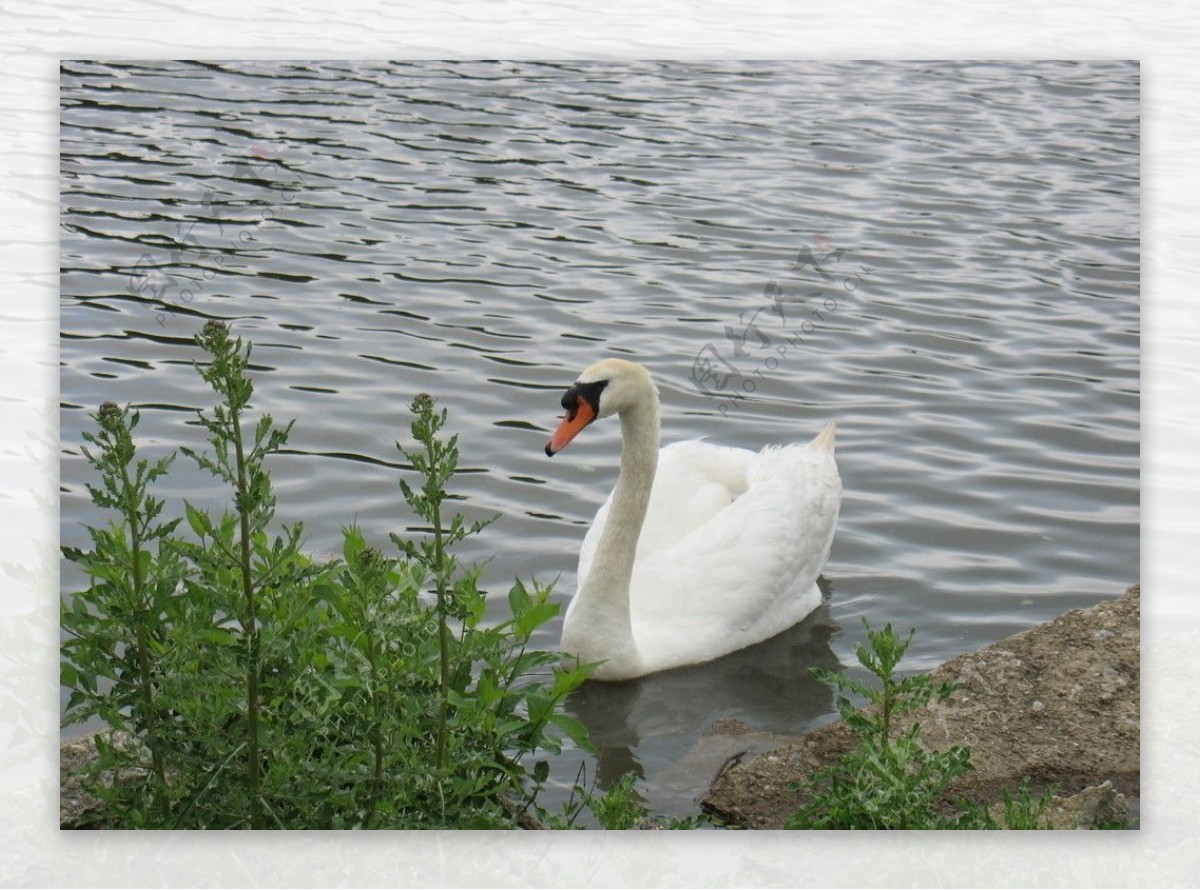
[786,620,1058,830]
[939,777,1057,830]
[177,319,311,828]
[786,620,972,830]
[61,402,188,826]
[61,322,595,829]
[579,771,646,830]
[991,778,1057,829]
[381,392,596,825]
[537,768,711,830]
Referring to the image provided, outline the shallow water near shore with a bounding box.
[60,60,1139,819]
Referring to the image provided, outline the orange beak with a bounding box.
[545,400,596,456]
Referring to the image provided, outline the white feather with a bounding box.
[554,360,842,680]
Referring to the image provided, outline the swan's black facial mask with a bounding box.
[546,379,609,456]
[561,379,608,421]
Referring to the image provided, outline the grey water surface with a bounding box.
[60,60,1139,817]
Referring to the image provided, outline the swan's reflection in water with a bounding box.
[558,593,843,814]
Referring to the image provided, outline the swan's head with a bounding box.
[545,359,656,457]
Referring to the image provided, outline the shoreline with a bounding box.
[701,584,1140,829]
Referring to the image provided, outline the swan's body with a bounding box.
[545,359,842,681]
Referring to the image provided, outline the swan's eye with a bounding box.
[561,388,579,419]
[558,378,608,424]
[575,379,609,414]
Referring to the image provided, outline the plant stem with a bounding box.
[431,449,450,773]
[365,631,382,830]
[119,461,168,822]
[229,400,263,830]
[881,676,894,751]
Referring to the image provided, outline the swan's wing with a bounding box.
[629,441,842,663]
[636,440,757,555]
[575,439,754,589]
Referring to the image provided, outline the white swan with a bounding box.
[544,358,842,681]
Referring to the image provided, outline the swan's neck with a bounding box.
[563,395,659,678]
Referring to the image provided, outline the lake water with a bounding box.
[60,60,1140,818]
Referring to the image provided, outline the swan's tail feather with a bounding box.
[809,419,837,454]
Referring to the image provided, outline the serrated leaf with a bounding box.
[549,713,595,754]
[183,501,210,538]
[507,579,532,617]
[197,627,237,646]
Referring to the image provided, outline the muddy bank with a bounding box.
[701,584,1139,829]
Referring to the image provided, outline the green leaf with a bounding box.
[342,524,366,563]
[136,548,152,580]
[197,627,238,646]
[507,579,532,616]
[515,601,558,637]
[184,501,211,538]
[60,662,79,689]
[548,712,596,755]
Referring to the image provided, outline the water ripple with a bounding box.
[59,60,1139,814]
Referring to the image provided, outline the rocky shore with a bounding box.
[701,584,1140,829]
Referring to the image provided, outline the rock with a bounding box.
[59,734,105,829]
[59,730,143,829]
[701,584,1140,829]
[1044,781,1131,830]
